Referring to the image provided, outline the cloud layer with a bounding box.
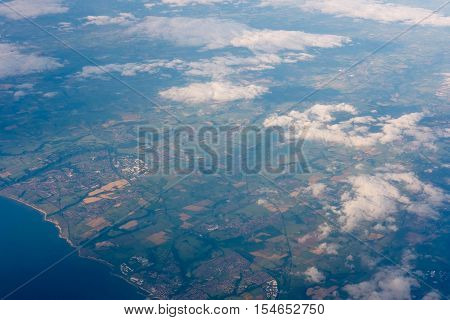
[125,16,350,53]
[261,0,450,26]
[0,0,68,19]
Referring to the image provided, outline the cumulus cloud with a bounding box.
[339,174,404,231]
[126,16,350,53]
[0,0,68,19]
[304,266,325,282]
[159,81,268,104]
[298,222,332,244]
[306,182,326,197]
[261,0,450,27]
[263,103,437,150]
[0,43,62,78]
[344,267,418,299]
[311,242,339,255]
[316,223,332,240]
[337,166,447,231]
[84,13,137,26]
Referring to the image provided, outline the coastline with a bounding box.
[0,194,147,298]
[0,195,75,247]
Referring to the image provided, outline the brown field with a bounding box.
[83,192,117,204]
[193,199,213,207]
[250,250,288,261]
[367,233,384,240]
[147,231,169,245]
[183,205,205,212]
[181,222,193,229]
[179,213,191,221]
[120,220,138,230]
[88,179,129,197]
[233,181,246,188]
[308,174,322,185]
[95,241,115,248]
[83,196,102,204]
[86,216,110,231]
[306,285,338,299]
[121,113,140,121]
[83,179,129,204]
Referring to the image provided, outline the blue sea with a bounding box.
[0,197,143,300]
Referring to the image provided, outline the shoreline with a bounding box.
[0,194,147,299]
[0,195,75,247]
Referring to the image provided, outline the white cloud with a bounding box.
[0,0,68,19]
[312,242,339,255]
[84,13,137,26]
[317,223,332,240]
[338,174,404,231]
[13,90,27,99]
[74,52,310,104]
[57,21,73,32]
[304,266,325,282]
[344,268,418,299]
[144,3,156,9]
[337,166,447,231]
[78,15,347,100]
[76,52,313,81]
[159,81,268,104]
[306,182,326,197]
[436,73,450,99]
[160,0,226,5]
[185,53,313,79]
[229,29,350,53]
[76,59,184,78]
[127,16,245,49]
[261,0,450,27]
[298,222,332,244]
[263,103,437,150]
[43,91,57,98]
[0,43,62,78]
[126,16,350,53]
